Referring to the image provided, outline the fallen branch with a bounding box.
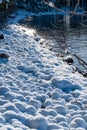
[73,54,87,69]
[44,27,87,74]
[42,1,87,16]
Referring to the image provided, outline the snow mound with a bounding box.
[47,123,61,130]
[44,99,53,107]
[2,102,18,113]
[54,105,68,115]
[2,110,17,122]
[51,79,82,93]
[26,105,37,115]
[30,115,48,130]
[0,116,6,124]
[36,94,47,103]
[29,99,42,109]
[14,101,26,112]
[17,65,36,74]
[70,117,87,129]
[55,115,67,123]
[0,86,10,95]
[38,109,57,117]
[51,90,61,99]
[58,121,69,128]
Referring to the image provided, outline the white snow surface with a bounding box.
[0,10,87,130]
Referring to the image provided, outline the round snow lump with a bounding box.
[30,115,48,130]
[0,87,10,95]
[0,116,6,124]
[26,105,37,115]
[44,99,53,107]
[55,115,67,123]
[54,105,68,115]
[29,99,41,109]
[51,91,61,99]
[70,117,87,128]
[51,79,81,93]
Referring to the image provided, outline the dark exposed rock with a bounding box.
[82,72,87,77]
[0,53,9,59]
[0,34,4,39]
[63,55,74,64]
[39,42,44,45]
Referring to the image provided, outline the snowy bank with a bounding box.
[0,10,87,130]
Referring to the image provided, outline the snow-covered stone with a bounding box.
[26,105,37,115]
[2,102,18,113]
[29,99,42,109]
[30,115,48,130]
[51,90,61,99]
[0,116,6,124]
[44,99,53,107]
[55,115,67,123]
[51,78,82,93]
[70,117,87,129]
[47,123,61,130]
[0,86,10,95]
[38,109,57,117]
[36,94,47,103]
[58,121,69,128]
[14,102,26,112]
[54,105,68,115]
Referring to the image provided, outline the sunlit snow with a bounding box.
[0,10,87,130]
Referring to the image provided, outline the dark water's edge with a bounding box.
[19,14,87,73]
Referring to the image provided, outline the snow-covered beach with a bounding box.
[0,10,87,130]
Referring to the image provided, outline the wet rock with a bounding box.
[0,34,4,39]
[0,53,9,59]
[63,55,74,64]
[82,72,87,77]
[39,41,44,45]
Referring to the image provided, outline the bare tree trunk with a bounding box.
[74,0,80,11]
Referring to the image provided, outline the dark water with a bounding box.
[20,14,87,71]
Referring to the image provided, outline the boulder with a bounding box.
[0,53,9,58]
[63,55,74,64]
[0,34,4,39]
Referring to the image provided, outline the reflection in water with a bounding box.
[64,15,70,29]
[20,14,87,65]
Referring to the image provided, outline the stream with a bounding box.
[19,13,87,73]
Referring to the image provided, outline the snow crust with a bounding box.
[0,10,87,130]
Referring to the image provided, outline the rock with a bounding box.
[39,42,44,45]
[63,55,74,64]
[0,53,9,59]
[82,72,87,77]
[0,34,4,39]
